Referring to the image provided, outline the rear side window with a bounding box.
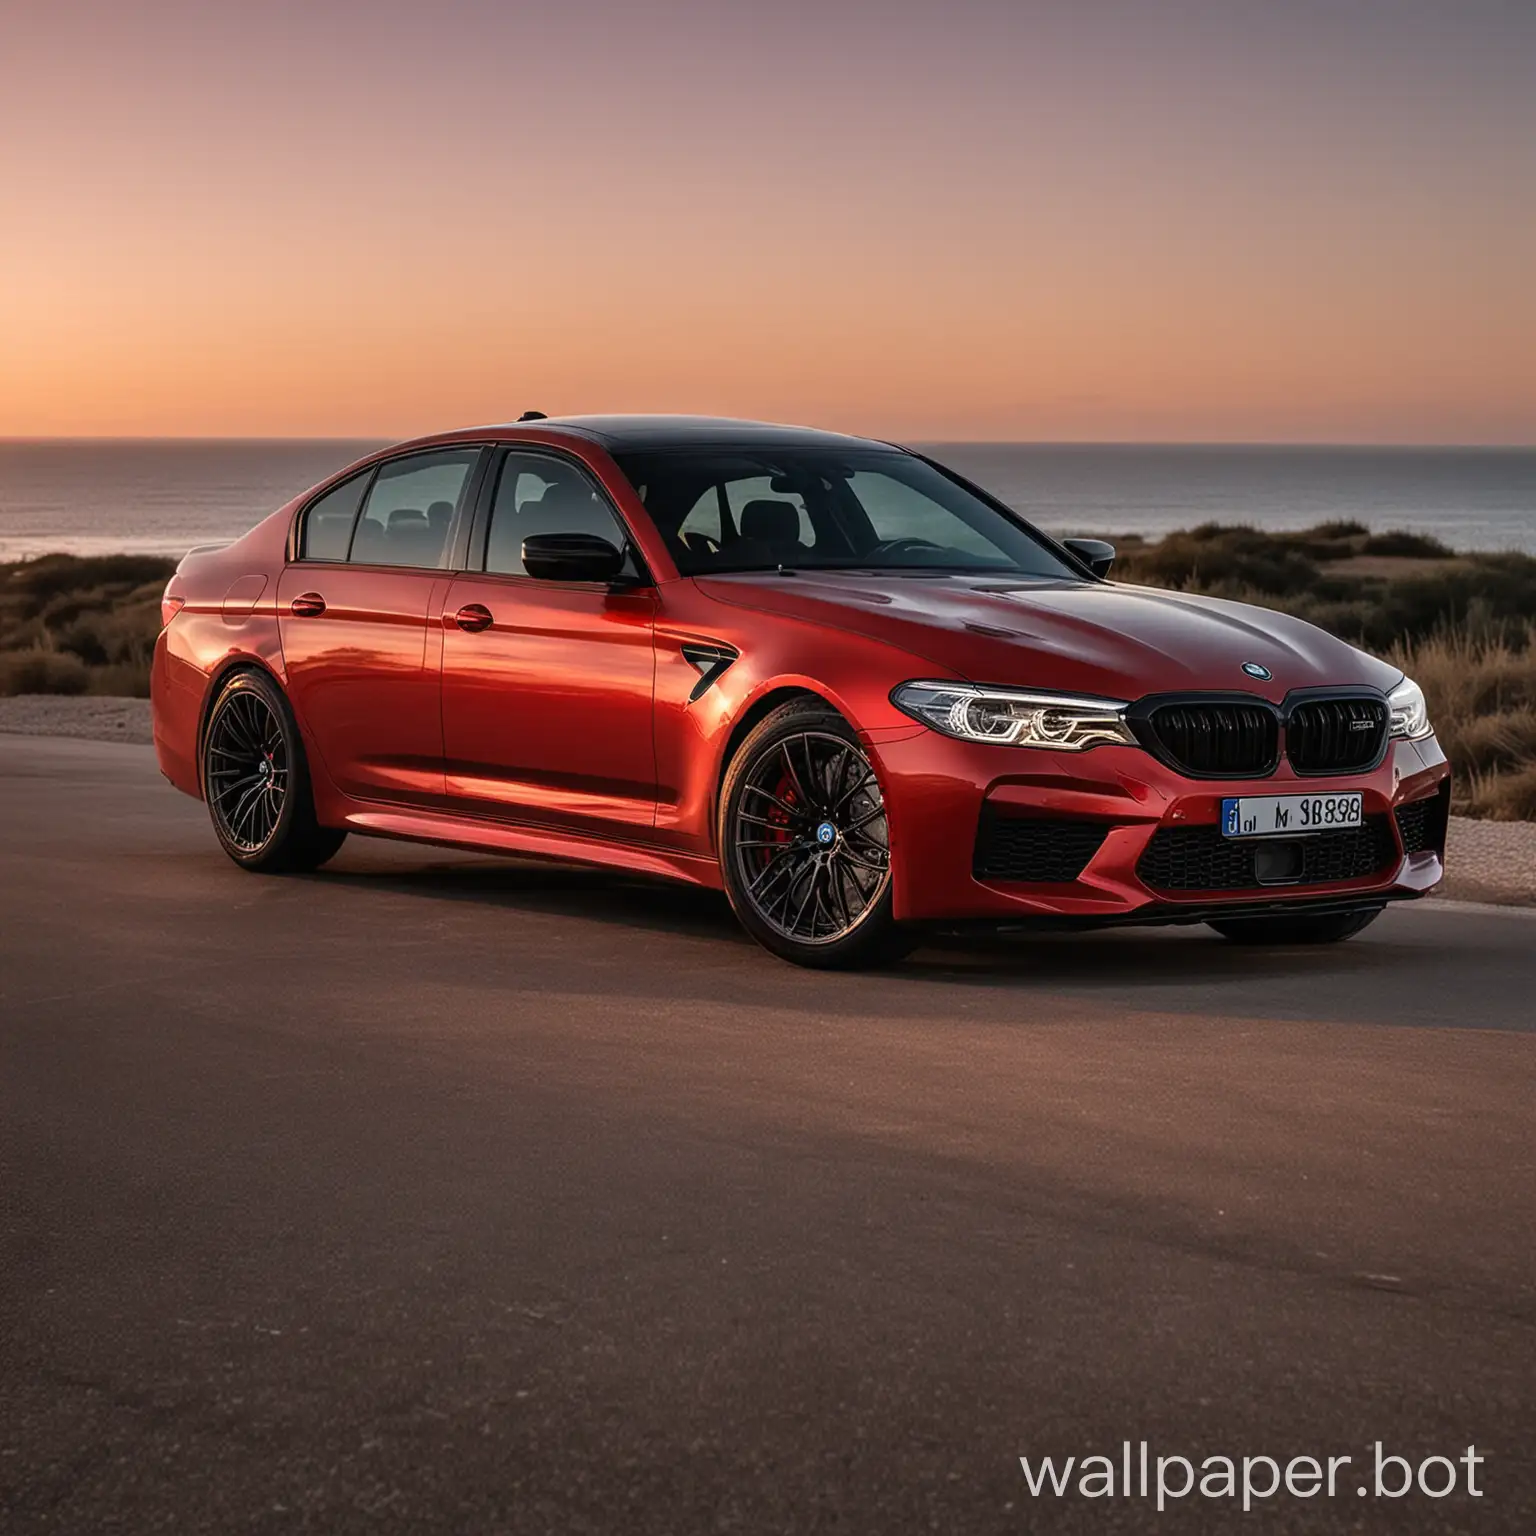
[484,452,630,577]
[350,450,479,569]
[299,471,370,561]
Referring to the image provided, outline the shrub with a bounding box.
[1463,765,1536,822]
[1388,627,1536,815]
[1391,628,1536,720]
[1360,530,1454,558]
[1447,711,1536,774]
[55,602,158,668]
[7,553,176,611]
[85,660,154,698]
[1,555,168,698]
[1118,526,1320,597]
[0,649,91,696]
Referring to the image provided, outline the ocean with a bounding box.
[1,439,1533,562]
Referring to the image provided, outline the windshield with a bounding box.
[612,447,1081,579]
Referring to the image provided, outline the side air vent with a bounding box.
[680,642,739,702]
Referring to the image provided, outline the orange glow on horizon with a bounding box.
[2,0,1532,444]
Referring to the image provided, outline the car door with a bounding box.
[278,447,485,805]
[439,447,658,835]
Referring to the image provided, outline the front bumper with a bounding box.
[874,728,1450,924]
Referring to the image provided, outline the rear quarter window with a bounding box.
[299,471,371,561]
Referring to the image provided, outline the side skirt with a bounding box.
[341,806,725,890]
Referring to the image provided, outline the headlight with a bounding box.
[892,681,1134,751]
[1387,675,1433,740]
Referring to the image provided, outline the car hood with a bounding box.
[697,572,1402,702]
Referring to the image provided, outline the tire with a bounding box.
[1207,906,1384,945]
[718,700,914,968]
[201,669,346,874]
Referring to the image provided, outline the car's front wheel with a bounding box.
[202,669,346,873]
[718,701,913,968]
[1207,907,1383,944]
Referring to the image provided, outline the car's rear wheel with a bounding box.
[202,670,346,873]
[1207,906,1383,944]
[719,701,913,968]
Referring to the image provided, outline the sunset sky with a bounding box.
[1,0,1533,442]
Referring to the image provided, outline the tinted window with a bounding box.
[677,487,723,549]
[846,470,999,560]
[299,470,370,561]
[485,452,629,577]
[350,450,478,568]
[613,447,1079,579]
[723,476,816,549]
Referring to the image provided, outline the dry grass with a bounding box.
[1389,627,1536,819]
[0,553,174,700]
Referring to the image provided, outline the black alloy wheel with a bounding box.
[202,670,346,873]
[719,701,912,968]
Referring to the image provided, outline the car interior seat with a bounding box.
[723,498,806,567]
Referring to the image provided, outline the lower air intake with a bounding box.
[1394,783,1450,856]
[1137,817,1398,893]
[974,813,1109,883]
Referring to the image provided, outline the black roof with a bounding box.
[507,415,891,452]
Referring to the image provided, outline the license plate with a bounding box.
[1221,792,1363,838]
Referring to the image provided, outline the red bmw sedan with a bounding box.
[152,417,1450,967]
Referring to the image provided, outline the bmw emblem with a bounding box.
[1241,662,1273,681]
[815,821,838,846]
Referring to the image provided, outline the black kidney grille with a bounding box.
[974,813,1109,883]
[1137,816,1398,892]
[1394,783,1450,856]
[1144,702,1278,777]
[1286,697,1389,774]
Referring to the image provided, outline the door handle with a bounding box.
[289,592,326,618]
[454,603,494,633]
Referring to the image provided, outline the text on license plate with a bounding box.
[1221,792,1363,838]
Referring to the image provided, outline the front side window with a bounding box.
[349,450,478,568]
[614,447,1079,579]
[484,452,631,577]
[299,470,371,561]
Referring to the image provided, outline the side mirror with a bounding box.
[1062,537,1115,579]
[522,532,627,583]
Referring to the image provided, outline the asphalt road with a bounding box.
[2,735,1532,1534]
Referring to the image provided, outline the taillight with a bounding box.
[161,585,186,627]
